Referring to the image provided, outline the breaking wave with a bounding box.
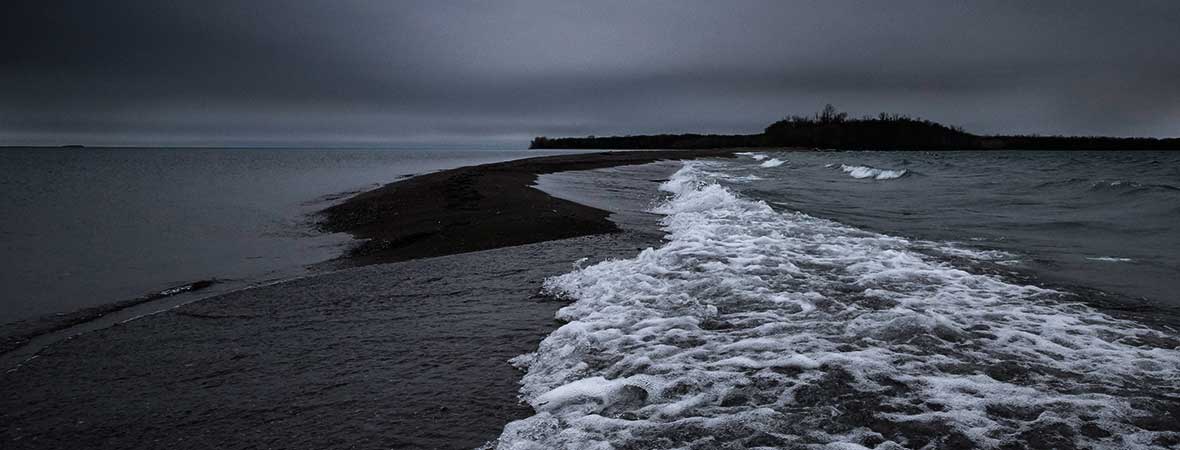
[494,161,1180,449]
[1087,256,1135,263]
[737,152,769,161]
[760,158,786,168]
[840,164,908,180]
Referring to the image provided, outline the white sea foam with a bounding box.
[759,158,786,168]
[495,161,1180,449]
[918,242,1019,263]
[840,164,908,180]
[1088,256,1134,263]
[729,174,763,182]
[736,152,770,161]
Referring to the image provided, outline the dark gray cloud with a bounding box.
[2,0,1178,146]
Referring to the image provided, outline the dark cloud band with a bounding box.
[2,0,1177,145]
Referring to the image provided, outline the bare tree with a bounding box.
[817,104,847,123]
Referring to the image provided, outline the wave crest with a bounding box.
[760,158,786,168]
[840,164,908,180]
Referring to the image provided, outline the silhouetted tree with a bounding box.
[817,104,848,123]
[529,105,1180,150]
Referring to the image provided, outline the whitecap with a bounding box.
[839,164,908,180]
[1088,256,1134,263]
[759,158,785,168]
[728,174,763,182]
[736,152,769,161]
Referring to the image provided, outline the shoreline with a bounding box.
[0,149,744,366]
[0,155,691,449]
[6,149,1180,449]
[0,147,597,347]
[319,148,740,265]
[2,149,734,362]
[0,280,217,357]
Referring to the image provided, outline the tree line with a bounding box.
[530,105,1180,150]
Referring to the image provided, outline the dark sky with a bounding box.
[2,1,1178,146]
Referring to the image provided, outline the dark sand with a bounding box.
[1,234,660,449]
[1,152,710,449]
[320,149,735,264]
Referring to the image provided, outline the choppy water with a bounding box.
[0,147,586,323]
[497,153,1180,450]
[727,150,1180,307]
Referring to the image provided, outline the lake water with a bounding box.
[721,151,1180,308]
[0,147,585,323]
[498,151,1180,449]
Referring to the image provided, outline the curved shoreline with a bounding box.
[1,149,739,366]
[0,153,705,449]
[7,149,1178,449]
[319,149,739,265]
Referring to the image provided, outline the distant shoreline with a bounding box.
[532,132,1180,151]
[530,108,1180,151]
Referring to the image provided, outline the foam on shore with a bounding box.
[494,161,1180,449]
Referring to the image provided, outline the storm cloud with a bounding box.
[2,0,1178,146]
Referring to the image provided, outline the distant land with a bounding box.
[531,105,1180,150]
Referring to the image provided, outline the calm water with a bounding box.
[0,147,584,323]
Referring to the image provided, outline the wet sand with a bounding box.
[320,149,735,264]
[0,280,216,355]
[1,233,661,449]
[1,152,709,449]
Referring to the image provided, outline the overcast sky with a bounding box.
[2,0,1178,146]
